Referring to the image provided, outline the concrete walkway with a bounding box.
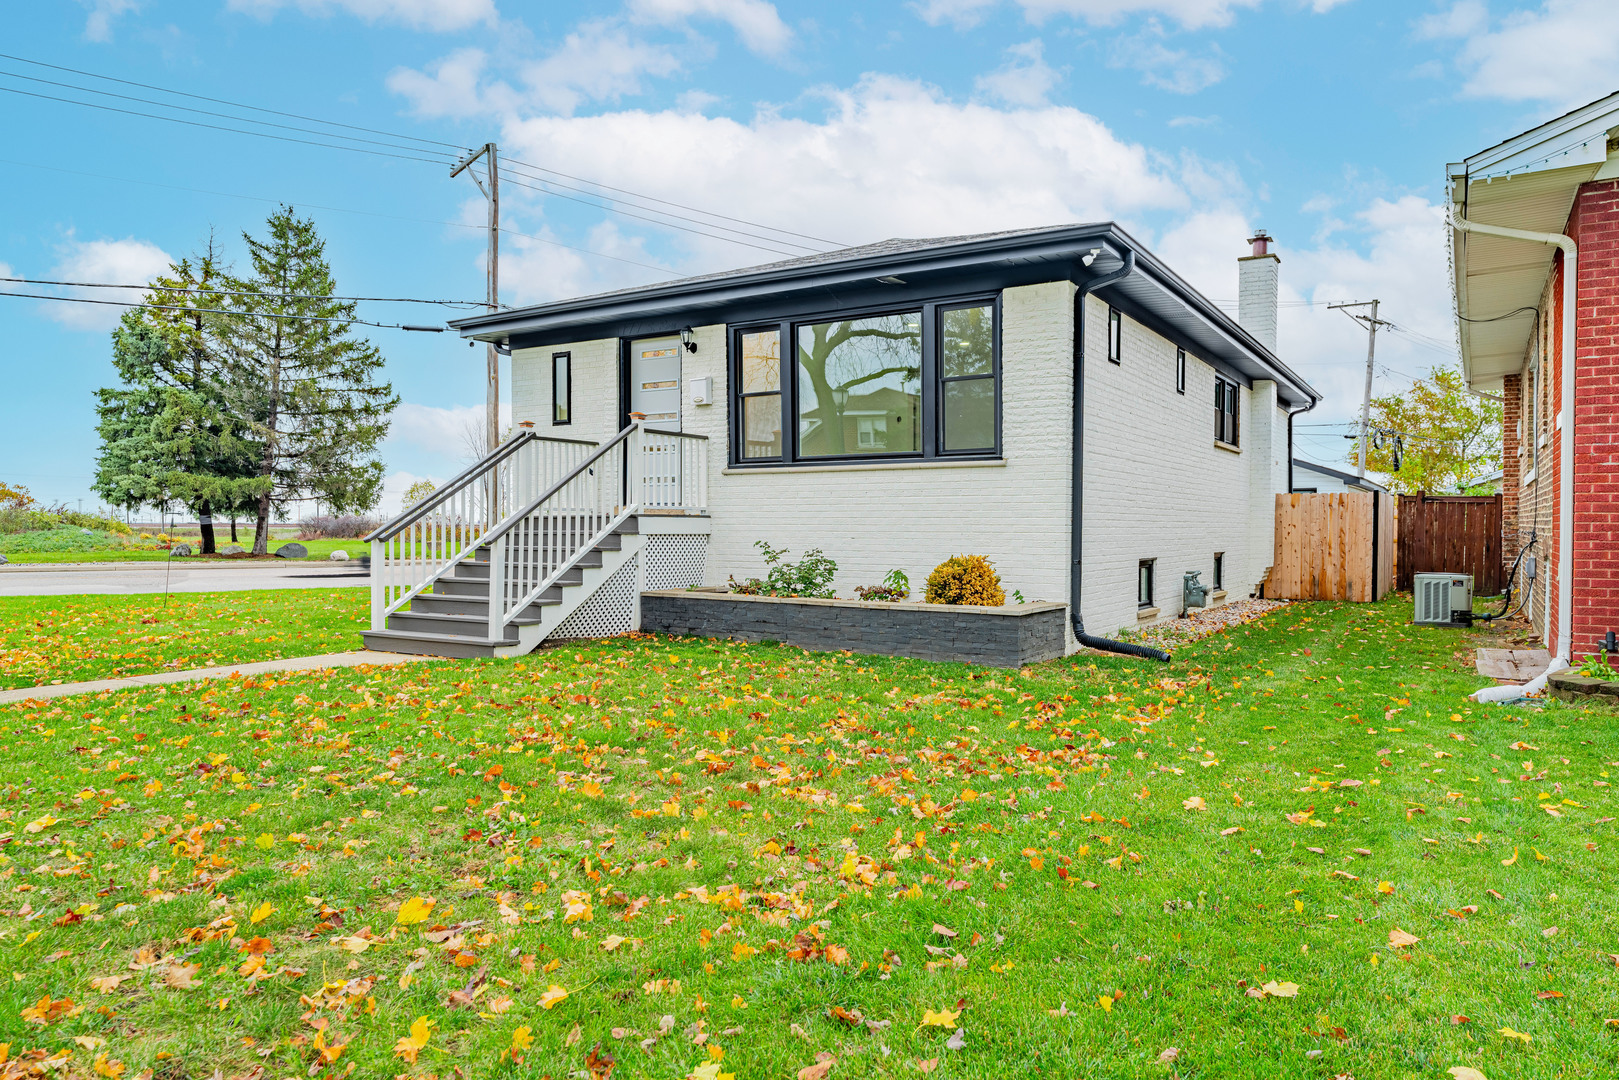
[0,560,368,596]
[0,650,441,705]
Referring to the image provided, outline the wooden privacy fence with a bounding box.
[1270,491,1395,602]
[1395,492,1503,595]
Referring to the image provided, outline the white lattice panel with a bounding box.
[644,534,708,590]
[550,555,638,641]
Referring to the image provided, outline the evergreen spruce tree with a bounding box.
[211,207,398,554]
[92,248,265,552]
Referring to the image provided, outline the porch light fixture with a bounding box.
[680,326,697,353]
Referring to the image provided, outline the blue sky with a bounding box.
[4,0,1613,513]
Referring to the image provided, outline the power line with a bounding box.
[2,276,483,307]
[0,157,681,278]
[0,66,463,163]
[0,52,470,153]
[1,290,447,332]
[501,156,847,249]
[0,84,451,166]
[496,171,807,257]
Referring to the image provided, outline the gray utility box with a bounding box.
[1413,573,1474,627]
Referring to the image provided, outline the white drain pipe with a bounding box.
[1452,213,1577,661]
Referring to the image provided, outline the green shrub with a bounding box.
[0,527,159,554]
[1578,651,1619,680]
[924,555,1005,606]
[728,541,837,599]
[855,569,910,603]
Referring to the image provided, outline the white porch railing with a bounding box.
[482,423,709,640]
[365,431,598,628]
[366,422,709,637]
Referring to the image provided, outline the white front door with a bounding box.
[630,337,682,432]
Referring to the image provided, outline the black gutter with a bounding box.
[1069,250,1170,663]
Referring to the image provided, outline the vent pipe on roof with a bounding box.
[1238,229,1280,353]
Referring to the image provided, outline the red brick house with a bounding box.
[1448,93,1619,662]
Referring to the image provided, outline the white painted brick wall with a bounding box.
[1081,294,1285,638]
[1238,255,1280,353]
[509,281,1292,650]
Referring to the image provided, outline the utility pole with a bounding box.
[451,142,500,459]
[1329,299,1392,479]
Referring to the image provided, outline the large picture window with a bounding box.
[729,296,999,465]
[797,312,921,458]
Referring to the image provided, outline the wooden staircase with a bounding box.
[362,516,642,658]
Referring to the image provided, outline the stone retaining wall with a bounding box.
[639,590,1068,669]
[1548,670,1619,706]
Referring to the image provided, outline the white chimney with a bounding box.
[1238,229,1279,353]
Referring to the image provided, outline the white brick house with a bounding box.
[435,223,1317,654]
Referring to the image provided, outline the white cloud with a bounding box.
[975,39,1062,106]
[387,47,500,118]
[1167,113,1220,127]
[381,470,446,515]
[1420,0,1619,107]
[390,23,682,117]
[497,73,1187,285]
[1020,0,1261,27]
[45,237,173,331]
[0,261,16,292]
[226,0,496,32]
[627,0,792,54]
[1109,20,1226,92]
[80,0,141,41]
[910,0,998,28]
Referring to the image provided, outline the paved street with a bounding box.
[0,561,370,596]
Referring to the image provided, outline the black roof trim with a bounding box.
[451,221,1319,406]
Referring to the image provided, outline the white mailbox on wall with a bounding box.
[690,375,713,406]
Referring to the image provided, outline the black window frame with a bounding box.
[727,293,1001,467]
[1176,347,1186,394]
[1138,559,1155,609]
[1107,305,1123,364]
[733,327,785,461]
[552,351,572,426]
[1213,552,1223,590]
[1215,375,1240,447]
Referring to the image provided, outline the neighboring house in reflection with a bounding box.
[455,223,1319,646]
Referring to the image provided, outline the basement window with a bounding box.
[1107,306,1123,364]
[1213,552,1224,590]
[1138,559,1155,609]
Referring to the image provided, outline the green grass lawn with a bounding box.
[2,538,370,564]
[0,589,367,688]
[0,598,1615,1079]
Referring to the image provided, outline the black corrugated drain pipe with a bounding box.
[1069,250,1171,663]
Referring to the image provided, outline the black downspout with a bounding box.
[1069,251,1170,663]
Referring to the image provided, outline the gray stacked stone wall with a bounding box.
[640,591,1068,668]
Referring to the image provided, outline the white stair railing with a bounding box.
[365,431,598,630]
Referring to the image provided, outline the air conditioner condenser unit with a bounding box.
[1413,573,1474,627]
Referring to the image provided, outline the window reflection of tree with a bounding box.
[796,313,921,456]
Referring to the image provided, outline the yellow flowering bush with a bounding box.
[924,555,1005,606]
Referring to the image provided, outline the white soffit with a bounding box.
[1448,91,1619,388]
